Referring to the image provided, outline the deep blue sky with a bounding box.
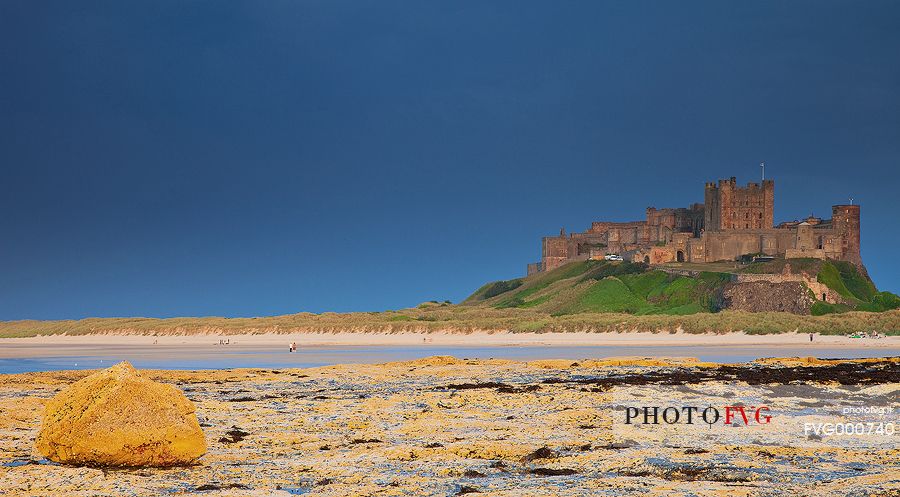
[2,1,899,320]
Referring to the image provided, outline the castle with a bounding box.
[528,176,861,275]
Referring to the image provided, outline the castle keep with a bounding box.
[528,176,861,275]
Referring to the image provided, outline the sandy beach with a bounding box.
[2,330,898,354]
[1,356,897,496]
[2,331,897,375]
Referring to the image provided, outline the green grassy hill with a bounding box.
[464,258,900,317]
[812,260,900,314]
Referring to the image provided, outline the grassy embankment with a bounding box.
[470,260,730,316]
[2,258,898,338]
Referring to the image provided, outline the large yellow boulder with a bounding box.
[35,361,206,467]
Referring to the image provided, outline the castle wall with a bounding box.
[697,229,795,262]
[784,248,827,259]
[541,235,569,272]
[784,223,827,259]
[589,221,644,234]
[648,246,675,264]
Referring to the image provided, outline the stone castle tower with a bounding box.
[832,204,861,266]
[703,177,774,231]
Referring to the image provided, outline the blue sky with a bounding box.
[1,1,899,319]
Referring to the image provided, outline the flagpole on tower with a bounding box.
[760,162,765,181]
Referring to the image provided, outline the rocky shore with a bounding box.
[1,357,897,496]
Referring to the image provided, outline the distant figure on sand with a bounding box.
[810,333,813,342]
[289,342,297,353]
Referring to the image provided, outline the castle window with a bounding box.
[759,213,763,219]
[745,224,749,229]
[745,213,749,219]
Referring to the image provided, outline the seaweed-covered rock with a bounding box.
[35,361,206,467]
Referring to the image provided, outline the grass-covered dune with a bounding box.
[1,306,899,338]
[2,258,898,338]
[0,305,900,337]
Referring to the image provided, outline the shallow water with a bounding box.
[0,344,896,373]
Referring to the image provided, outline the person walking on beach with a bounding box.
[809,333,813,342]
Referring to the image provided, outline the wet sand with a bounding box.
[1,356,897,496]
[3,330,899,351]
[1,332,897,374]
